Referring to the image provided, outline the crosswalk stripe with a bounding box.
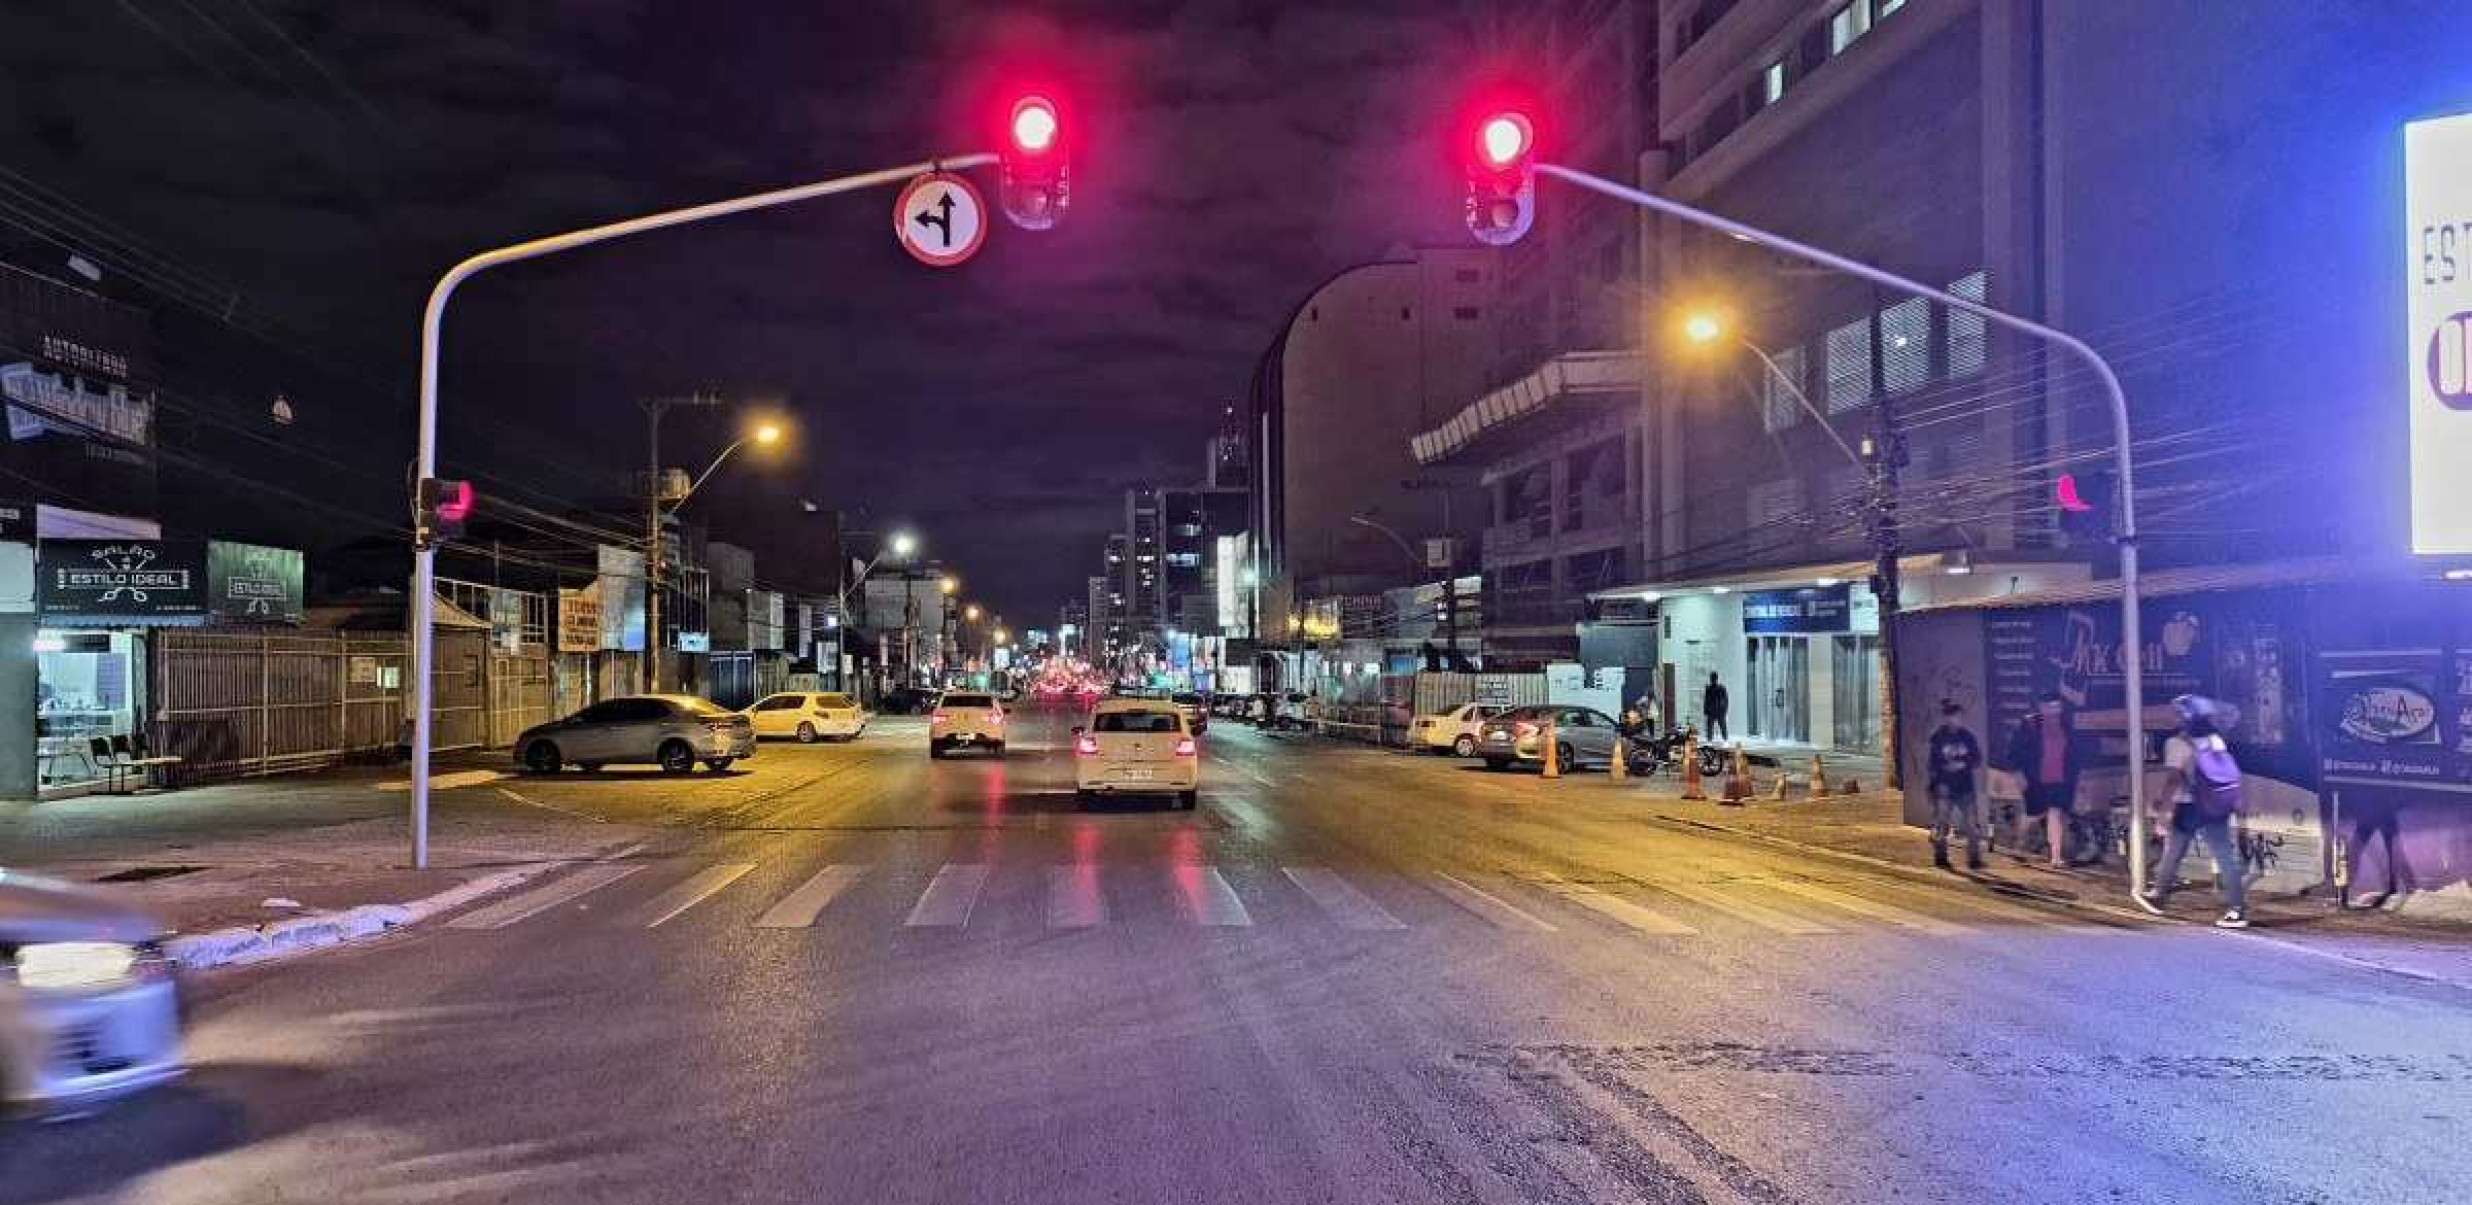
[1523,873,1697,935]
[448,864,642,930]
[1758,878,1969,935]
[1916,887,2087,930]
[1282,867,1406,931]
[1047,865,1106,928]
[904,863,991,928]
[1429,872,1558,932]
[754,864,869,929]
[640,863,757,928]
[1174,865,1252,926]
[1649,877,1841,935]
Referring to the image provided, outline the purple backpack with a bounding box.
[2189,741,2244,820]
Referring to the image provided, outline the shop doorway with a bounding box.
[1746,635,1809,744]
[1831,634,1882,752]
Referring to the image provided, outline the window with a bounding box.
[1881,297,1931,393]
[1762,345,1807,432]
[815,694,854,708]
[1761,60,1786,107]
[942,693,996,708]
[1093,709,1179,734]
[1747,478,1804,529]
[1453,306,1481,321]
[1879,0,1905,14]
[1946,271,1987,378]
[754,695,800,712]
[1829,0,1872,54]
[1825,316,1872,413]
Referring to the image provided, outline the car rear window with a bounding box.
[942,693,996,709]
[1093,710,1179,733]
[815,694,853,708]
[1172,693,1202,704]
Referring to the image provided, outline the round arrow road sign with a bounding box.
[893,172,988,268]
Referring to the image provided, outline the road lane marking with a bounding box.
[448,864,643,930]
[640,863,757,928]
[1430,873,1559,931]
[1174,865,1252,926]
[1047,865,1106,928]
[492,786,606,822]
[1647,877,1840,935]
[1231,763,1278,788]
[1523,873,1696,935]
[1283,867,1406,931]
[378,769,502,792]
[1758,877,1969,935]
[904,863,991,928]
[754,864,868,928]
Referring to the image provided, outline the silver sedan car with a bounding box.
[514,694,757,774]
[1,871,183,1117]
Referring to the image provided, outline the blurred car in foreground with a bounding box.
[1073,698,1198,807]
[516,694,756,773]
[1,871,183,1118]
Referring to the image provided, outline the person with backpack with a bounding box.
[2136,694,2250,928]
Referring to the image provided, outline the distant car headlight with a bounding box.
[7,940,165,990]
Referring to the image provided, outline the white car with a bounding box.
[1074,698,1198,808]
[929,691,1006,758]
[745,692,868,743]
[1410,703,1506,757]
[1,872,184,1117]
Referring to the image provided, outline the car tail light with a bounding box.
[931,711,950,725]
[1075,734,1099,756]
[1174,737,1197,757]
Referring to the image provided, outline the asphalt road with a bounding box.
[10,706,2470,1204]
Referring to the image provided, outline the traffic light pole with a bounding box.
[1534,162,2149,896]
[407,151,998,869]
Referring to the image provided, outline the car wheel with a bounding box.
[1556,742,1576,771]
[522,741,561,774]
[795,722,819,744]
[657,740,695,774]
[1453,735,1478,757]
[1484,756,1512,771]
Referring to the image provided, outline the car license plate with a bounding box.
[1120,767,1153,782]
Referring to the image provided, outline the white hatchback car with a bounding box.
[1074,698,1198,808]
[745,692,867,743]
[1410,702,1505,757]
[929,691,1006,758]
[1,872,184,1117]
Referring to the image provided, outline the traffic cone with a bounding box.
[1770,767,1790,801]
[1722,744,1751,803]
[1541,719,1561,779]
[1809,754,1829,797]
[1680,734,1706,800]
[1610,737,1629,781]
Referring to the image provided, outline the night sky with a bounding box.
[2,1,1492,624]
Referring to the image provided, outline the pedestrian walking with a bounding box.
[1702,672,1730,742]
[2000,691,2082,870]
[2136,694,2250,928]
[1924,699,1984,870]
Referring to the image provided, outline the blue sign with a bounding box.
[1742,584,1850,634]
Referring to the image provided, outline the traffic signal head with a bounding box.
[416,477,474,546]
[2055,470,2114,546]
[1463,108,1536,247]
[999,94,1069,231]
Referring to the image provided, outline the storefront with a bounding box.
[32,538,208,788]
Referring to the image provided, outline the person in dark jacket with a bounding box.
[1924,699,1985,870]
[2001,691,2084,869]
[1702,672,1730,742]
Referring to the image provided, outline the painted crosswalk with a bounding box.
[447,857,2114,941]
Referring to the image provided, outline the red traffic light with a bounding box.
[2055,472,2094,513]
[417,477,474,545]
[1011,95,1059,154]
[1462,107,1536,247]
[999,93,1069,231]
[1477,112,1532,169]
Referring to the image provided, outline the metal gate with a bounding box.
[151,630,408,781]
[489,649,554,746]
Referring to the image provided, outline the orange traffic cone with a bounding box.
[1722,744,1751,804]
[1610,737,1629,781]
[1680,734,1706,800]
[1770,767,1790,801]
[1541,718,1561,779]
[1809,754,1829,797]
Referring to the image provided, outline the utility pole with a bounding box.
[1864,291,1905,791]
[641,391,721,692]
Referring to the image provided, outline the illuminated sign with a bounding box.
[2407,111,2472,554]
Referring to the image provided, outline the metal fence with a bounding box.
[151,630,409,782]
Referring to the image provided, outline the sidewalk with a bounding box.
[0,754,651,953]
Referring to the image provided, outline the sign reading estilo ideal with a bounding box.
[2406,110,2472,555]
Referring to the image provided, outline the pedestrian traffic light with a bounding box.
[416,477,474,546]
[998,94,1068,231]
[2055,470,2113,546]
[1464,109,1535,247]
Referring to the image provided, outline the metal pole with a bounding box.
[1540,161,2145,894]
[644,402,663,693]
[408,151,997,868]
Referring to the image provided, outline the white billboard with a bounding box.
[2407,112,2472,555]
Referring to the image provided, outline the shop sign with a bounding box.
[38,539,206,619]
[348,655,382,686]
[1982,603,2211,727]
[2316,647,2472,790]
[2,364,152,446]
[206,540,303,623]
[557,585,604,653]
[2407,111,2472,554]
[677,630,710,653]
[1743,584,1850,634]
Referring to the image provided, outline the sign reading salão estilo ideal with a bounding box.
[2407,111,2472,555]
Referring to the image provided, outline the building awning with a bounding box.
[1586,553,1970,601]
[1410,351,1646,467]
[1898,555,2396,614]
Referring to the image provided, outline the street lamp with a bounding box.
[939,576,958,595]
[1678,309,1862,469]
[965,604,983,623]
[645,408,785,694]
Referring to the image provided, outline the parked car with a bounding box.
[1,873,183,1118]
[744,691,867,742]
[1475,704,1623,771]
[1410,702,1507,757]
[1073,697,1198,807]
[929,691,1006,758]
[1171,691,1209,734]
[515,694,756,774]
[1272,692,1312,730]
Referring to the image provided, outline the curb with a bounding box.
[162,838,637,972]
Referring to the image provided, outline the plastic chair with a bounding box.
[87,736,128,793]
